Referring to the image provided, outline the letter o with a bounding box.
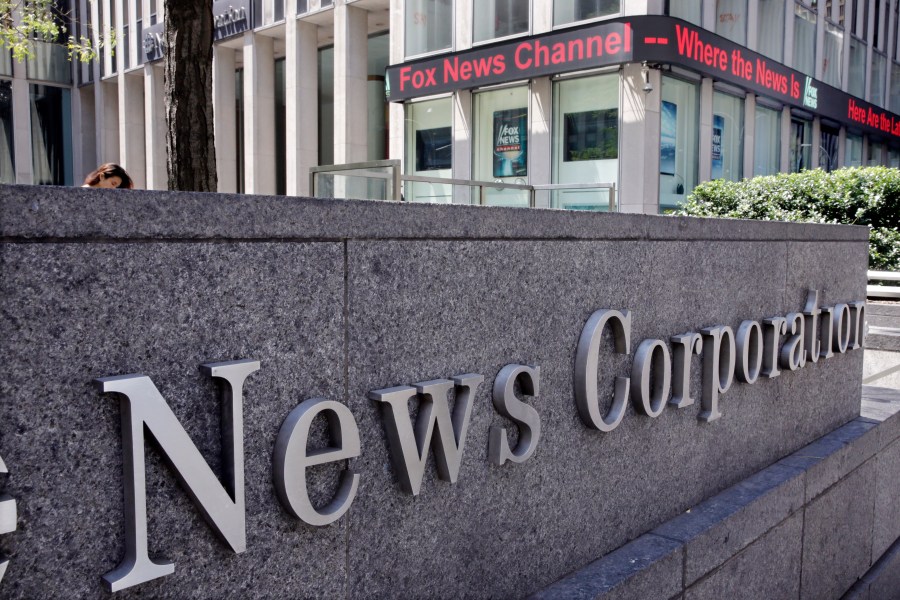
[833,303,851,353]
[630,339,671,418]
[736,320,763,384]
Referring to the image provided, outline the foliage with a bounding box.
[0,0,115,64]
[676,167,900,271]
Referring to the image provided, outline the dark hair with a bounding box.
[83,163,134,189]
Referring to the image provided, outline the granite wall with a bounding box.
[0,184,870,599]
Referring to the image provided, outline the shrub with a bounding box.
[676,167,900,271]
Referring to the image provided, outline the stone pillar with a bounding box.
[619,63,660,214]
[811,117,821,170]
[452,90,473,205]
[214,45,237,193]
[388,0,405,167]
[119,72,146,188]
[530,77,552,209]
[698,78,714,182]
[780,106,791,173]
[144,64,166,190]
[333,3,368,163]
[243,32,276,195]
[285,19,319,196]
[11,73,32,184]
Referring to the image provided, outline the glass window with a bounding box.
[275,0,284,21]
[552,74,618,211]
[473,86,529,207]
[236,68,245,193]
[890,62,900,112]
[0,49,10,78]
[26,41,73,84]
[275,58,286,196]
[405,97,453,203]
[474,0,529,43]
[717,0,748,46]
[368,33,390,161]
[318,46,334,167]
[867,141,884,165]
[820,125,839,171]
[666,0,702,25]
[659,76,699,212]
[555,0,620,27]
[30,84,72,186]
[711,91,744,181]
[789,117,811,172]
[888,147,899,167]
[822,22,843,87]
[845,133,863,166]
[0,80,13,183]
[406,0,452,57]
[757,0,785,62]
[297,0,308,13]
[793,3,816,76]
[753,104,781,176]
[849,37,866,97]
[871,51,886,106]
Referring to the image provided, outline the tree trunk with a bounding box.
[164,0,216,192]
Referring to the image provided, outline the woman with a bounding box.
[82,163,134,189]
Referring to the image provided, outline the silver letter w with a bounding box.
[94,359,260,592]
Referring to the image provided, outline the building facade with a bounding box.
[2,0,900,213]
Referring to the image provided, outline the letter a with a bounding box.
[369,374,484,495]
[94,359,260,592]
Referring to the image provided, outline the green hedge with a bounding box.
[676,167,900,271]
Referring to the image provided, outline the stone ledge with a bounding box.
[860,386,900,450]
[865,328,900,352]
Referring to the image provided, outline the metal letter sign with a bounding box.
[369,374,484,495]
[0,454,16,584]
[94,359,260,592]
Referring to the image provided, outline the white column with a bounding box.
[698,78,714,182]
[118,72,146,187]
[214,45,237,193]
[451,90,473,204]
[285,20,319,196]
[746,0,758,51]
[243,33,276,195]
[333,3,368,163]
[388,0,405,167]
[144,64,166,189]
[619,64,660,214]
[815,0,826,80]
[783,0,794,69]
[743,95,756,177]
[530,77,552,209]
[780,105,791,172]
[455,0,473,51]
[533,0,553,34]
[11,77,32,184]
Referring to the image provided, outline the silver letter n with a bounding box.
[94,359,260,592]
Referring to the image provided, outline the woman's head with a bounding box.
[83,163,134,189]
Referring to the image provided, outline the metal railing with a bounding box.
[310,160,617,211]
[868,270,900,300]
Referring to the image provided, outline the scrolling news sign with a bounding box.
[386,16,900,141]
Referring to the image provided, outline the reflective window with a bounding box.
[30,84,72,185]
[845,133,863,166]
[555,0,620,27]
[711,91,743,181]
[0,80,13,183]
[405,97,452,203]
[406,0,452,57]
[666,0,702,25]
[890,62,900,112]
[0,49,11,77]
[473,86,529,207]
[889,147,899,167]
[717,0,748,46]
[236,68,245,193]
[871,51,886,106]
[867,141,884,165]
[318,46,334,166]
[659,76,699,212]
[820,125,839,171]
[793,3,816,76]
[552,74,618,211]
[789,117,811,172]
[849,37,866,97]
[474,0,529,43]
[368,33,390,161]
[757,0,785,62]
[822,22,843,87]
[753,104,781,176]
[275,58,286,195]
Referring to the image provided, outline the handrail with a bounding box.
[868,270,900,300]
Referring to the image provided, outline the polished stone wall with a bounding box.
[0,185,869,598]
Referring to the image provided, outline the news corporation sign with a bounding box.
[0,289,863,592]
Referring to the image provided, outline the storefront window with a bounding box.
[757,0,785,62]
[666,0,701,25]
[867,141,884,165]
[552,74,618,211]
[789,118,811,172]
[716,0,748,46]
[0,80,13,184]
[475,0,529,43]
[275,58,286,196]
[318,46,334,167]
[0,50,11,77]
[659,76,699,212]
[845,133,863,166]
[473,86,529,207]
[555,0,620,27]
[822,22,843,87]
[405,97,453,203]
[793,3,816,76]
[711,91,743,181]
[29,84,72,186]
[889,148,900,167]
[848,38,866,98]
[871,52,886,106]
[753,104,781,176]
[406,0,452,57]
[820,125,839,171]
[891,62,900,112]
